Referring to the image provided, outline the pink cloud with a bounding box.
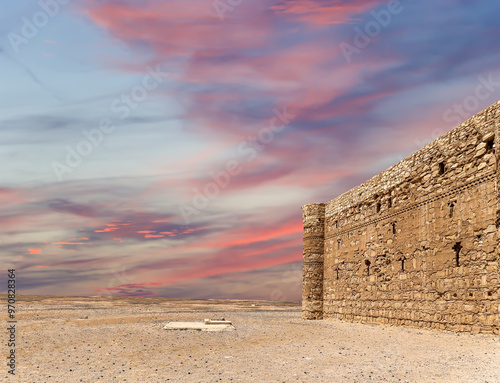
[146,237,302,286]
[189,219,302,250]
[270,0,382,25]
[82,1,273,60]
[101,216,304,288]
[0,187,27,205]
[51,242,92,245]
[93,235,302,292]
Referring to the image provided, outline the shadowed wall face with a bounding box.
[303,101,500,335]
[302,203,325,319]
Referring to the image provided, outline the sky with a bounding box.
[1,0,500,301]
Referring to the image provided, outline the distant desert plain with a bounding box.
[1,295,499,382]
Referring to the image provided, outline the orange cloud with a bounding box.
[94,227,119,232]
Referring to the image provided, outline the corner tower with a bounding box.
[301,203,325,319]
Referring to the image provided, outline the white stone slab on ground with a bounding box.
[164,321,235,332]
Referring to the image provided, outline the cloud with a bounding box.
[81,0,273,59]
[94,215,304,290]
[270,0,382,25]
[48,198,101,217]
[0,187,27,204]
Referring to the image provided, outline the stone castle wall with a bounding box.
[302,203,325,319]
[302,101,500,334]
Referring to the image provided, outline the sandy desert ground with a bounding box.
[1,295,499,382]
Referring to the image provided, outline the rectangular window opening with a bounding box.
[487,139,494,151]
[453,242,462,267]
[449,201,455,218]
[438,162,445,175]
[365,259,371,275]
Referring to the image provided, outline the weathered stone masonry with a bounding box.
[302,100,500,335]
